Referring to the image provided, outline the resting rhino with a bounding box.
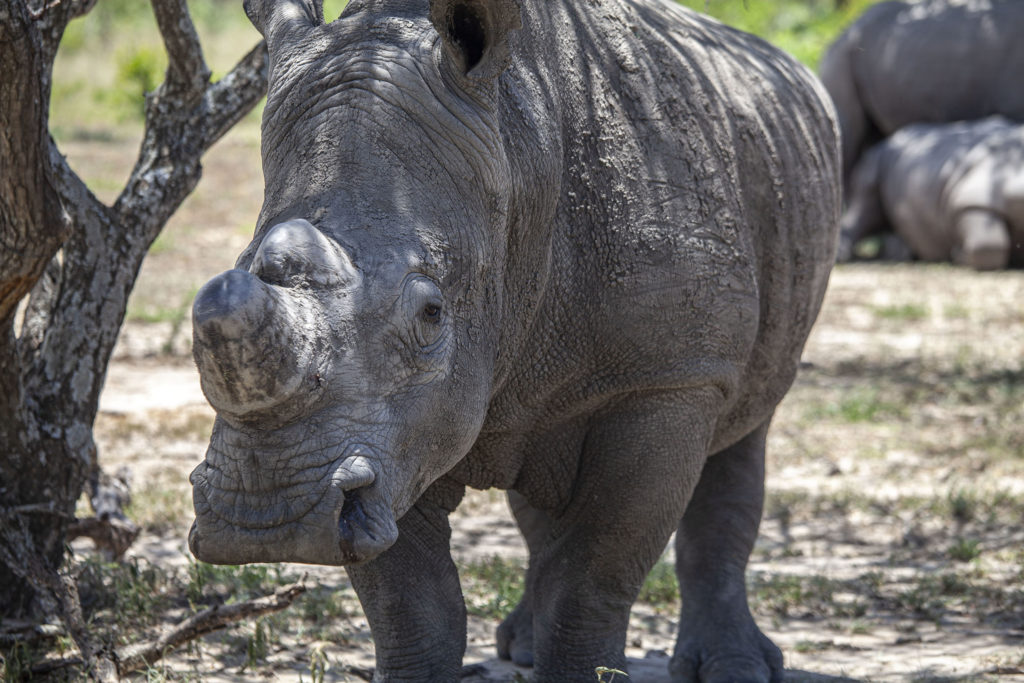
[188,0,840,680]
[840,116,1024,269]
[820,0,1024,185]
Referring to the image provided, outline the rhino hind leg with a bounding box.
[671,419,783,683]
[507,390,718,681]
[953,209,1011,270]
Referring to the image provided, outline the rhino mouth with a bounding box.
[331,472,399,564]
[189,442,399,566]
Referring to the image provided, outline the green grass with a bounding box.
[50,0,875,141]
[806,386,906,423]
[77,556,177,636]
[125,286,198,353]
[748,572,866,619]
[943,303,970,319]
[637,561,679,606]
[186,561,291,605]
[127,482,195,533]
[793,639,832,653]
[30,557,363,678]
[948,538,982,563]
[747,566,1024,630]
[872,303,930,321]
[678,0,886,67]
[460,555,525,620]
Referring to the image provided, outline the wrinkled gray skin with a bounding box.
[820,0,1024,188]
[840,117,1024,269]
[188,0,840,680]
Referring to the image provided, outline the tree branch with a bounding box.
[27,0,97,21]
[203,40,269,146]
[115,583,307,675]
[151,0,210,97]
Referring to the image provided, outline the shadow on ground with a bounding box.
[461,655,861,682]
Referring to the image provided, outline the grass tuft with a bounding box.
[872,303,929,321]
[948,538,981,563]
[637,561,679,606]
[460,556,525,620]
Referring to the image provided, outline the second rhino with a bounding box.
[840,116,1024,269]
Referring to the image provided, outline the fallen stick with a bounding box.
[31,582,307,678]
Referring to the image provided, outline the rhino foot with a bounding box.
[496,600,534,667]
[669,625,783,683]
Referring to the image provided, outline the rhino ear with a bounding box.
[429,0,521,81]
[244,0,323,49]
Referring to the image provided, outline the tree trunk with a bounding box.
[0,0,268,619]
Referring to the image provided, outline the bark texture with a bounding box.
[0,0,268,626]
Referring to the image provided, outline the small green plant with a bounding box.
[300,587,351,625]
[126,287,199,354]
[187,560,289,606]
[794,639,832,653]
[126,482,192,532]
[896,572,973,620]
[748,573,866,619]
[872,302,929,321]
[77,556,174,631]
[596,666,629,682]
[460,556,525,620]
[114,44,166,117]
[243,619,271,671]
[637,561,679,606]
[677,0,888,67]
[944,303,970,319]
[948,488,979,524]
[308,643,330,683]
[2,642,35,683]
[809,387,905,423]
[848,620,872,635]
[949,538,981,563]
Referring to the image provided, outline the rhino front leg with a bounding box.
[953,208,1011,270]
[496,489,549,667]
[346,480,466,682]
[521,390,717,682]
[670,419,783,683]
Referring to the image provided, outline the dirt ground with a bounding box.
[72,129,1024,681]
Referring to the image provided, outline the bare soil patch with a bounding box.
[74,130,1024,681]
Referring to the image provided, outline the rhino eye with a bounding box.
[422,303,442,322]
[401,276,446,350]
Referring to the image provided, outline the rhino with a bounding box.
[187,0,840,680]
[820,0,1024,186]
[840,116,1024,269]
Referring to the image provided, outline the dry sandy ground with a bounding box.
[91,263,1024,683]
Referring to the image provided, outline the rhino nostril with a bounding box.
[338,490,376,553]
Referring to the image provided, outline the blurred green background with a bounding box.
[50,0,883,143]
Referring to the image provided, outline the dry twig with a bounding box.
[30,582,307,678]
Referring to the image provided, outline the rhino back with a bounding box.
[474,0,839,483]
[848,0,1024,133]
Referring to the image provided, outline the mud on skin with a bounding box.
[189,0,841,680]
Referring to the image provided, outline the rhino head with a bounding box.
[188,0,524,565]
